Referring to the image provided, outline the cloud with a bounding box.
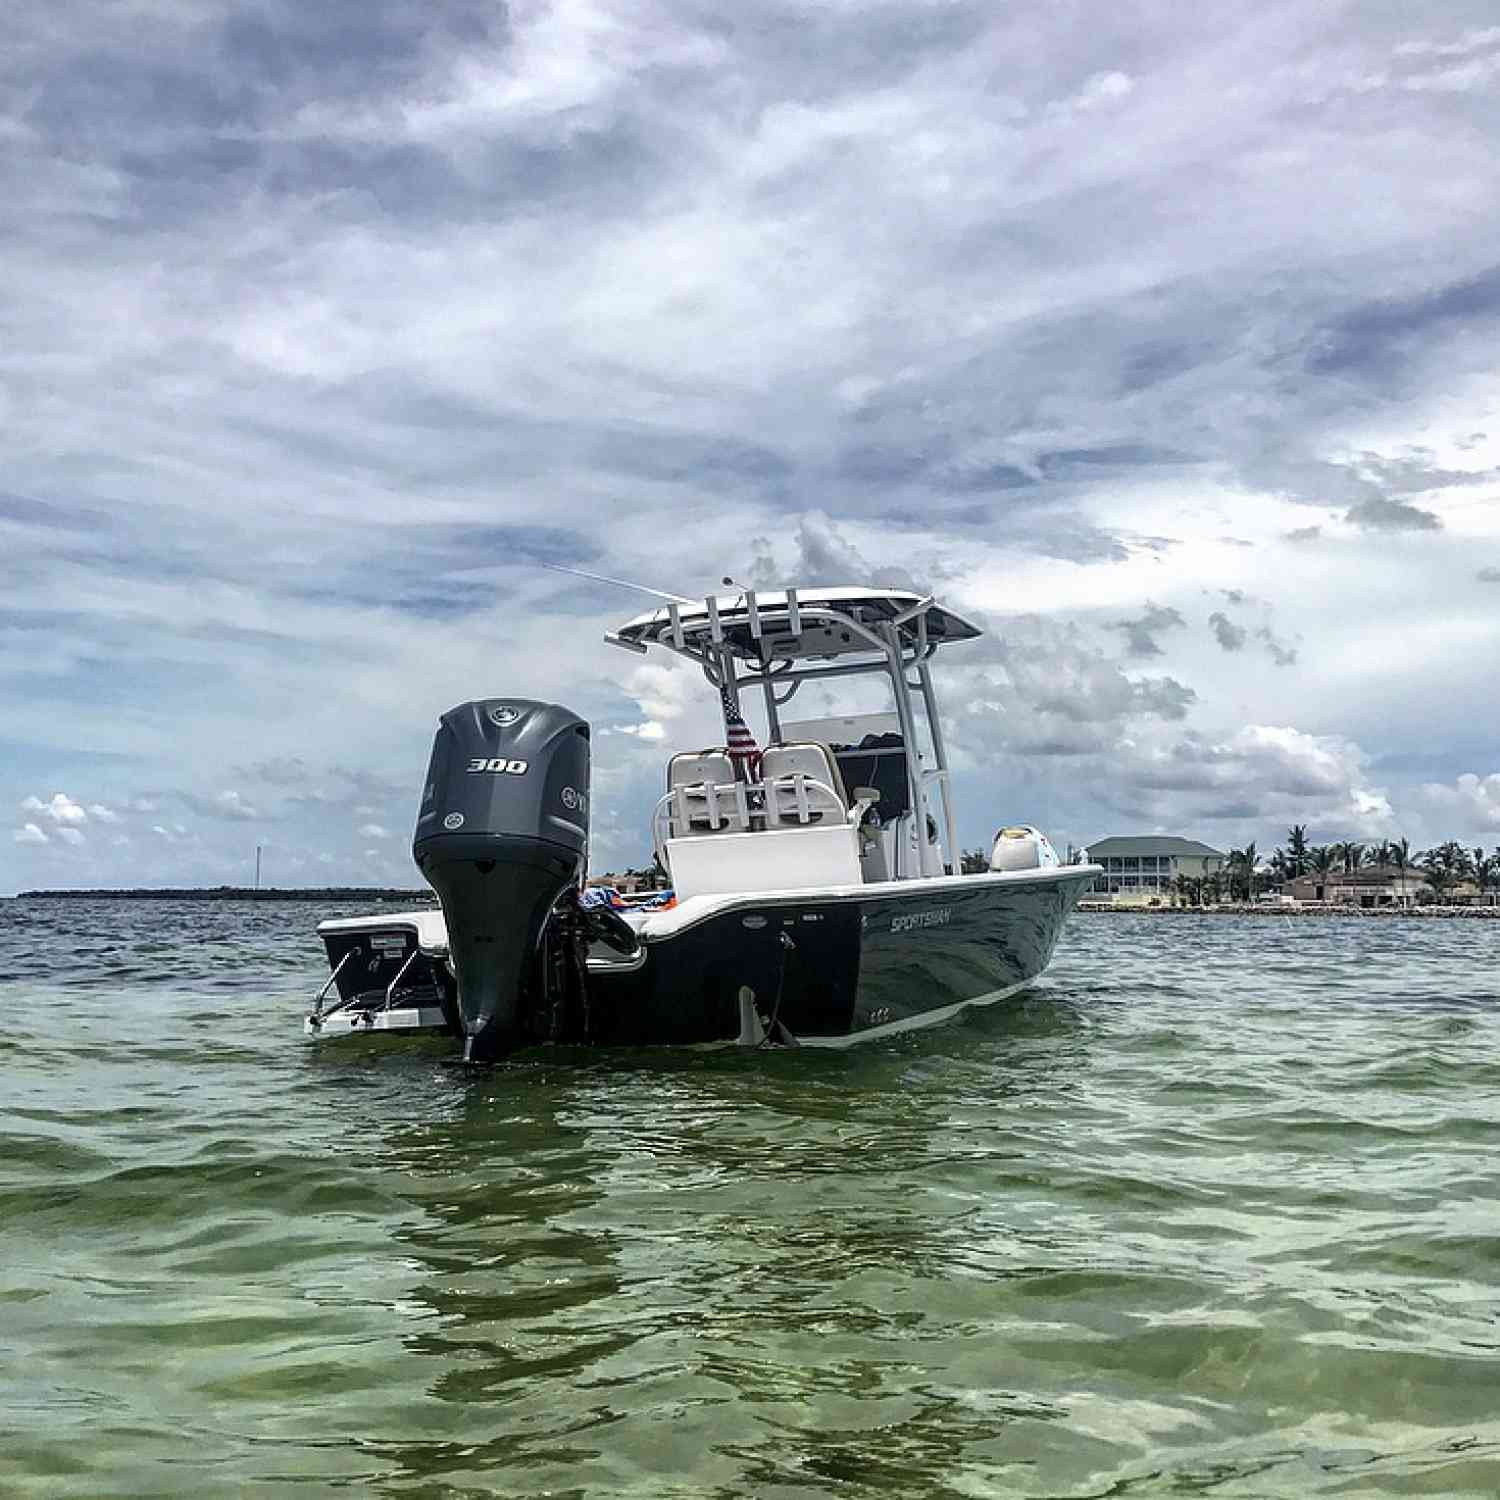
[55,826,85,846]
[356,822,392,840]
[1417,772,1500,832]
[178,789,263,821]
[239,756,313,787]
[1346,497,1442,532]
[1208,612,1247,651]
[3,1,1500,883]
[1102,724,1394,837]
[941,613,1197,761]
[87,802,120,822]
[1255,626,1298,668]
[13,823,48,845]
[1110,604,1186,659]
[748,514,923,592]
[20,792,88,825]
[1478,567,1500,583]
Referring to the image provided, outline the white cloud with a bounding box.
[1069,71,1136,112]
[87,803,121,823]
[613,721,666,740]
[1418,773,1500,833]
[20,792,88,825]
[356,823,392,840]
[55,826,85,846]
[13,823,48,845]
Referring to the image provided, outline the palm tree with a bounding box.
[1474,853,1499,907]
[1390,836,1413,907]
[1341,841,1365,875]
[1241,840,1258,901]
[1420,842,1473,905]
[1286,824,1310,878]
[1367,840,1391,870]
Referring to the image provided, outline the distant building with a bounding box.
[1084,836,1227,902]
[1284,866,1424,907]
[589,869,669,894]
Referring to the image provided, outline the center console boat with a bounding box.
[306,585,1100,1059]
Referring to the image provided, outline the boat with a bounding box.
[305,585,1100,1059]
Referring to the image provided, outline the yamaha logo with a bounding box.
[489,705,520,725]
[561,786,579,810]
[443,812,465,830]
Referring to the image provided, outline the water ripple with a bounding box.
[1,900,1498,1496]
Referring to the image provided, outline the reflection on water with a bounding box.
[1,902,1499,1497]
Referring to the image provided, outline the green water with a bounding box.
[2,900,1498,1497]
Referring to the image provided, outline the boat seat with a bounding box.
[666,749,750,836]
[761,742,855,828]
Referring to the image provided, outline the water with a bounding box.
[2,900,1498,1498]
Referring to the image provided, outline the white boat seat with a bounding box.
[761,742,857,827]
[666,749,750,835]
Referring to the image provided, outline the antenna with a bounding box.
[541,562,695,606]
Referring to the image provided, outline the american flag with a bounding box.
[721,682,762,781]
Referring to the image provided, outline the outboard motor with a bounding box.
[413,699,590,1061]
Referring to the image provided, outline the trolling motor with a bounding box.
[413,699,595,1061]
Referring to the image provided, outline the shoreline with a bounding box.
[13,887,437,903]
[1077,902,1500,919]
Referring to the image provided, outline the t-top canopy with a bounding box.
[611,586,983,663]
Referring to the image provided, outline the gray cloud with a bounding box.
[1308,263,1500,381]
[1110,603,1186,658]
[1346,497,1442,532]
[177,790,266,822]
[1255,626,1298,668]
[1284,525,1323,543]
[1208,612,1247,651]
[747,514,924,593]
[940,613,1198,765]
[1478,567,1500,583]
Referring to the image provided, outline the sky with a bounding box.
[5,0,1500,892]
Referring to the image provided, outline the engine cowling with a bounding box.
[412,699,590,1060]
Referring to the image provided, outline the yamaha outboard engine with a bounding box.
[413,699,590,1061]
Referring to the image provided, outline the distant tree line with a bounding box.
[16,886,438,902]
[1168,827,1500,907]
